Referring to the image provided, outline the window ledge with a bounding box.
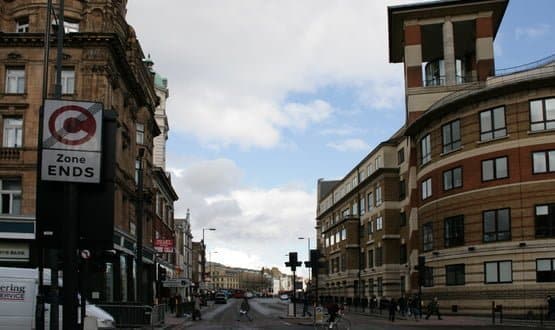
[440,146,464,157]
[528,128,555,135]
[476,134,510,145]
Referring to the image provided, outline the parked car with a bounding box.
[245,291,254,299]
[279,294,289,301]
[214,292,227,304]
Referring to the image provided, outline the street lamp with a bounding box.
[298,237,311,285]
[202,227,216,242]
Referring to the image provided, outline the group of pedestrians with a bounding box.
[367,294,441,322]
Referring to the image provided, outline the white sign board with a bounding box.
[41,100,103,183]
[0,242,29,262]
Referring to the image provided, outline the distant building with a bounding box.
[192,241,206,292]
[316,0,555,315]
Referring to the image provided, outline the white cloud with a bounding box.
[167,157,316,274]
[126,1,409,149]
[515,24,550,40]
[327,138,370,152]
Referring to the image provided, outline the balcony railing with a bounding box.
[0,147,21,160]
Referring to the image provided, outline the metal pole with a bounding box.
[136,153,144,303]
[293,271,297,317]
[63,183,79,330]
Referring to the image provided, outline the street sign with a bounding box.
[163,278,191,288]
[154,239,175,253]
[41,99,103,183]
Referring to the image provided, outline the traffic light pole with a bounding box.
[285,252,302,318]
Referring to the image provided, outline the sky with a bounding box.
[126,0,555,277]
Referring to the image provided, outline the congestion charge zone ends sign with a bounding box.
[41,99,103,183]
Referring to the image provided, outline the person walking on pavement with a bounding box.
[388,297,397,322]
[192,294,202,321]
[409,294,419,321]
[425,296,442,320]
[302,293,312,317]
[237,297,253,321]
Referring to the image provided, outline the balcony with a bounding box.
[0,147,21,160]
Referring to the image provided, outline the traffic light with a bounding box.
[310,249,327,276]
[285,252,302,272]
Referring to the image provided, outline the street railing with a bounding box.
[95,303,166,328]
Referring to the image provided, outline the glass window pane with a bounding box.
[482,160,494,181]
[537,259,551,271]
[493,107,505,129]
[443,125,451,145]
[531,123,545,131]
[549,151,555,171]
[453,168,462,187]
[480,111,491,132]
[546,99,555,120]
[536,205,549,215]
[452,121,460,140]
[2,179,21,190]
[444,171,452,190]
[484,211,496,233]
[485,263,497,283]
[496,157,508,178]
[498,209,510,231]
[533,152,547,173]
[499,262,512,282]
[530,100,544,122]
[12,194,21,215]
[494,128,507,138]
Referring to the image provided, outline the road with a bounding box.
[175,298,549,329]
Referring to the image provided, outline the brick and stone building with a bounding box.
[316,0,555,315]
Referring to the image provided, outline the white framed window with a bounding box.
[421,178,432,200]
[420,134,431,165]
[136,123,145,144]
[3,117,22,148]
[53,18,80,33]
[375,186,382,206]
[376,216,383,231]
[352,202,358,216]
[375,155,383,169]
[485,260,512,284]
[368,221,374,235]
[335,232,340,244]
[533,150,555,173]
[530,98,555,131]
[16,17,29,33]
[367,192,373,211]
[5,67,25,94]
[61,69,75,94]
[0,178,21,215]
[341,228,346,241]
[360,197,365,216]
[367,164,374,177]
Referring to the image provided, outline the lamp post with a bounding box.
[201,228,215,291]
[298,237,311,286]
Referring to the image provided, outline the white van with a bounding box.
[0,267,115,329]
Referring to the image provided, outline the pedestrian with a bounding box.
[409,294,419,321]
[237,296,253,321]
[425,296,442,320]
[398,294,406,317]
[193,294,202,321]
[175,293,183,317]
[370,295,377,313]
[169,294,176,314]
[388,297,397,322]
[302,294,312,317]
[547,295,555,320]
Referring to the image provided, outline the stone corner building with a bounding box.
[0,0,174,304]
[315,0,555,315]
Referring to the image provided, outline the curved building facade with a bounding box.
[315,0,555,315]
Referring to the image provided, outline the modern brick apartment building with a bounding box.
[316,0,555,315]
[0,0,179,305]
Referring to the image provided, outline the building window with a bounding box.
[352,202,358,216]
[5,67,25,94]
[61,69,75,94]
[444,215,464,248]
[375,247,383,267]
[442,120,461,153]
[135,159,140,184]
[399,179,406,200]
[367,221,373,236]
[368,249,374,268]
[3,117,22,148]
[483,208,511,242]
[533,150,555,173]
[367,192,373,211]
[53,18,80,33]
[399,211,406,227]
[375,186,382,206]
[375,155,383,170]
[342,208,350,219]
[377,277,383,297]
[446,264,465,286]
[0,178,21,215]
[482,156,508,181]
[341,228,346,241]
[376,216,383,231]
[400,244,407,264]
[423,267,434,287]
[535,204,555,238]
[420,134,431,165]
[16,17,29,33]
[421,178,432,200]
[422,222,433,252]
[398,148,405,165]
[530,98,555,132]
[480,106,506,141]
[485,261,512,284]
[443,167,462,191]
[136,123,145,144]
[536,258,555,282]
[360,197,365,216]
